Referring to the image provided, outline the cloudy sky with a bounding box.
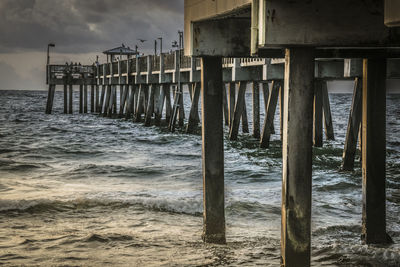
[0,0,184,90]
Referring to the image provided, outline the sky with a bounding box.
[0,0,184,90]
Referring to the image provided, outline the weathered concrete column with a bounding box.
[63,80,68,114]
[361,58,389,244]
[95,85,99,113]
[281,48,315,267]
[99,85,106,114]
[228,82,236,126]
[91,85,95,113]
[186,82,201,133]
[341,77,362,171]
[79,85,83,113]
[201,56,225,244]
[252,81,260,139]
[321,81,334,140]
[222,83,229,126]
[68,84,73,114]
[84,84,88,113]
[313,80,323,147]
[45,84,56,114]
[260,81,280,148]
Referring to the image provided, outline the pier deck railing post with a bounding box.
[361,57,390,244]
[281,47,315,267]
[201,56,225,244]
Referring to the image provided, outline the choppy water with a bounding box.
[0,89,399,266]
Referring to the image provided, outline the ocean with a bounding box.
[0,89,399,266]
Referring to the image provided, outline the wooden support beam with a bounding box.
[228,82,236,126]
[260,81,280,148]
[144,85,155,126]
[361,58,389,244]
[90,85,94,113]
[313,80,323,147]
[281,48,315,267]
[229,82,246,141]
[84,84,88,113]
[79,85,83,113]
[222,83,229,126]
[252,81,260,139]
[201,56,225,244]
[69,84,73,114]
[63,81,68,114]
[186,82,201,133]
[321,81,334,140]
[341,78,362,171]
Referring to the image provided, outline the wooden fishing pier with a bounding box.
[45,1,400,266]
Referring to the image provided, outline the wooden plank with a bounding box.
[361,58,389,244]
[229,82,246,140]
[281,48,314,267]
[201,56,225,244]
[260,80,280,148]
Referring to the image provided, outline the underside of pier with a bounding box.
[184,1,399,266]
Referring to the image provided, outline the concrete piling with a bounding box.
[252,81,260,139]
[200,56,225,244]
[341,77,362,171]
[79,85,83,113]
[228,82,236,127]
[186,82,201,133]
[260,81,280,148]
[63,81,68,114]
[69,84,73,114]
[313,80,323,147]
[361,58,389,244]
[84,84,88,113]
[229,82,247,141]
[321,81,334,140]
[281,48,315,267]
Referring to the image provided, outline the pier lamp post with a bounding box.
[158,37,163,54]
[46,43,55,84]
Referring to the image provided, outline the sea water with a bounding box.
[0,89,399,266]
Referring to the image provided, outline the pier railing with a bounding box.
[47,50,400,86]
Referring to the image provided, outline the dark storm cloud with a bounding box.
[0,0,184,54]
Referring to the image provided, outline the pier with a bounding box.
[45,1,400,266]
